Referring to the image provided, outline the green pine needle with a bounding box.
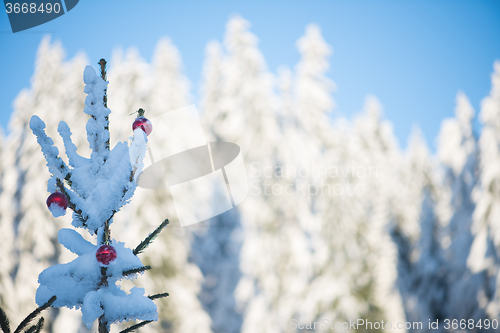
[13,296,55,333]
[0,306,11,333]
[123,266,151,276]
[119,320,153,333]
[133,219,169,255]
[147,293,169,300]
[24,317,44,333]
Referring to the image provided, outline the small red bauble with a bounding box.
[132,116,153,136]
[96,245,117,265]
[46,192,68,211]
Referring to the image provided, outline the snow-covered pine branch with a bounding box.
[28,61,162,333]
[29,116,70,182]
[83,65,111,160]
[30,65,148,234]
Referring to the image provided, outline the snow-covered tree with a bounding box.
[149,38,192,117]
[436,92,489,323]
[5,18,500,333]
[469,61,500,320]
[200,41,224,141]
[107,48,151,145]
[266,25,339,330]
[0,37,211,333]
[389,129,448,332]
[0,128,14,316]
[0,37,89,332]
[293,24,335,148]
[198,15,282,333]
[342,97,406,330]
[28,58,170,333]
[193,37,244,333]
[107,43,211,333]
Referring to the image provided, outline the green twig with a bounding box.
[147,293,169,300]
[123,266,151,276]
[133,219,169,255]
[56,178,87,227]
[13,296,56,333]
[129,108,146,117]
[24,317,44,333]
[119,320,153,333]
[0,306,11,333]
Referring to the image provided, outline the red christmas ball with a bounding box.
[46,192,68,211]
[96,245,117,265]
[132,116,153,136]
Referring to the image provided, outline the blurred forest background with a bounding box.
[1,15,500,333]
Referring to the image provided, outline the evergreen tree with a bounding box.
[107,44,211,333]
[436,92,489,323]
[0,127,15,317]
[195,38,243,333]
[0,37,212,333]
[107,48,151,145]
[275,25,340,329]
[390,130,447,332]
[150,38,192,117]
[200,41,224,142]
[469,61,500,320]
[28,58,169,333]
[0,37,88,332]
[347,96,407,330]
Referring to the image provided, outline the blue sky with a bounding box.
[1,0,499,150]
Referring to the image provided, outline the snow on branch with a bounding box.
[29,116,70,180]
[30,59,168,333]
[57,121,90,168]
[83,65,110,160]
[129,128,148,182]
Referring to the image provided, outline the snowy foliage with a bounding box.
[0,37,89,331]
[106,43,211,333]
[468,61,500,320]
[30,66,143,233]
[3,16,500,333]
[29,63,157,330]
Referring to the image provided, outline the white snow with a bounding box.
[58,228,95,255]
[48,203,67,218]
[82,286,157,328]
[5,18,500,333]
[129,128,147,182]
[29,115,69,180]
[36,237,153,327]
[28,57,155,331]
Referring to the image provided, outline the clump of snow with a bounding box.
[82,290,103,326]
[82,286,158,328]
[58,229,95,256]
[48,203,67,217]
[36,247,100,309]
[29,115,69,180]
[129,128,147,182]
[30,62,155,331]
[58,121,90,167]
[30,65,148,234]
[36,237,154,327]
[83,65,110,159]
